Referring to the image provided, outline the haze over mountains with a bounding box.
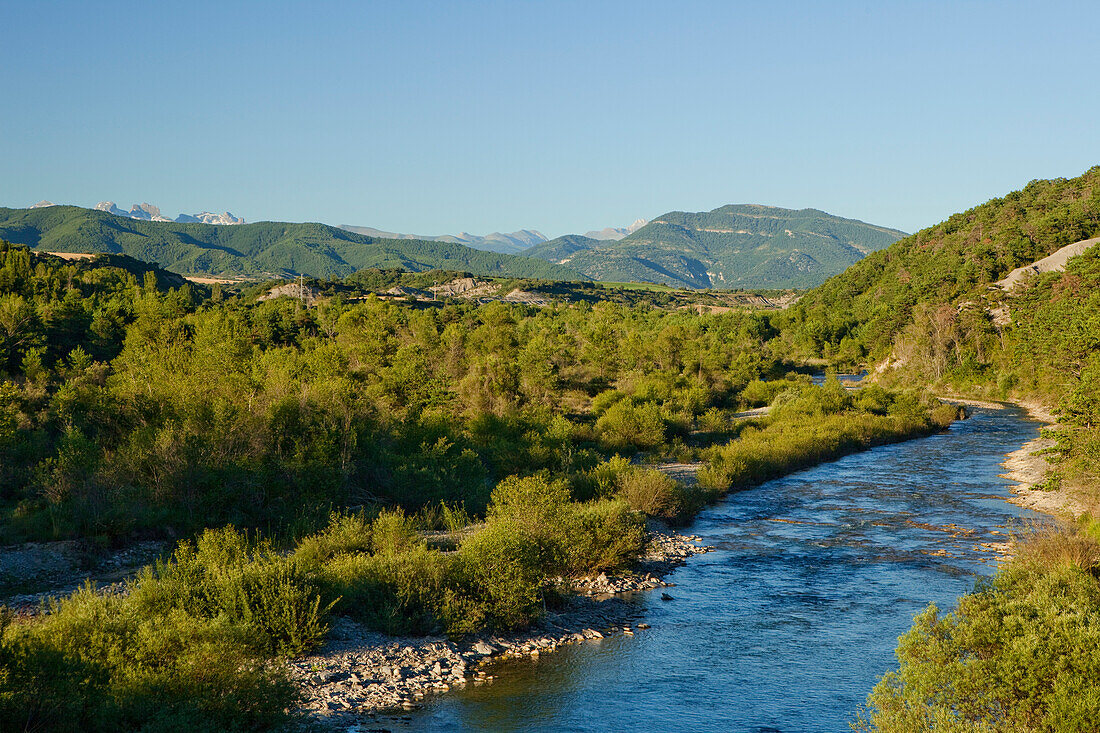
[338,217,648,254]
[337,225,549,255]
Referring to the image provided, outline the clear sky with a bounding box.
[2,0,1098,237]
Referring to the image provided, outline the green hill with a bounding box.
[0,206,587,281]
[520,234,603,263]
[523,205,905,289]
[785,166,1100,361]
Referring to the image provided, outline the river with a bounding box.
[402,406,1044,732]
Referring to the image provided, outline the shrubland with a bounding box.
[0,240,956,729]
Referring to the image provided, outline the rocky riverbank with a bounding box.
[291,521,713,729]
[1001,401,1088,518]
[0,540,167,615]
[934,397,1085,519]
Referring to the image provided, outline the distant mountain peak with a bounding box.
[93,200,245,225]
[30,200,56,208]
[337,224,548,255]
[583,218,648,241]
[176,211,245,225]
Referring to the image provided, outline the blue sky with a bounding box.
[2,0,1097,236]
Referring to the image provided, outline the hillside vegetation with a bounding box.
[783,166,1100,363]
[0,205,585,282]
[524,205,905,289]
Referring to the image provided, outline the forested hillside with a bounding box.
[783,166,1100,363]
[0,205,585,282]
[523,205,905,289]
[520,234,603,263]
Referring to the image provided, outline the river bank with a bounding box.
[292,521,713,729]
[290,402,977,727]
[1000,400,1089,518]
[937,396,1084,519]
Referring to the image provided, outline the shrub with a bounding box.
[616,468,683,520]
[294,509,373,565]
[698,407,728,433]
[857,562,1100,732]
[564,499,646,572]
[0,586,298,732]
[320,546,453,635]
[595,399,666,451]
[1013,524,1100,572]
[370,508,421,556]
[580,455,633,499]
[445,520,546,635]
[130,526,333,657]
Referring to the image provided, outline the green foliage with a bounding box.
[614,468,686,521]
[699,386,944,493]
[293,509,374,565]
[129,527,333,657]
[595,399,667,451]
[774,168,1100,728]
[857,561,1100,732]
[784,165,1100,362]
[0,239,802,543]
[0,585,298,732]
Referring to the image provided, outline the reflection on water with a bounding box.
[403,407,1043,732]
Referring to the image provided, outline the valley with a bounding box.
[1,167,1099,732]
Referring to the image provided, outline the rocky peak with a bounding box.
[95,201,128,217]
[128,203,171,222]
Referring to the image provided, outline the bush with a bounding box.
[294,509,373,565]
[564,499,646,571]
[320,546,453,635]
[130,526,333,657]
[579,455,633,499]
[739,377,805,408]
[857,561,1100,732]
[445,520,546,634]
[370,507,421,556]
[0,586,298,732]
[616,468,683,520]
[595,399,666,451]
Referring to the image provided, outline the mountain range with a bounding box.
[582,218,648,241]
[7,202,904,289]
[337,225,548,255]
[521,205,906,289]
[0,205,585,282]
[33,199,246,225]
[337,217,647,254]
[96,201,246,226]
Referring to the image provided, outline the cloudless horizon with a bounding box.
[2,0,1098,238]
